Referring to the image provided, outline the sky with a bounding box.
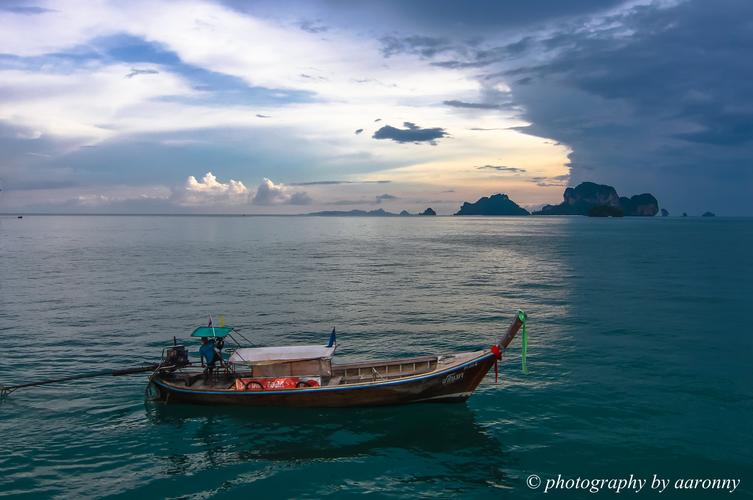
[0,0,751,215]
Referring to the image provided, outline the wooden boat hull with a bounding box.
[149,352,497,408]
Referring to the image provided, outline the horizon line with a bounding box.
[2,212,745,218]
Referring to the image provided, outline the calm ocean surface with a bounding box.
[0,215,751,499]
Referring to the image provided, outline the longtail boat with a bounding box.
[1,311,528,407]
[145,310,528,408]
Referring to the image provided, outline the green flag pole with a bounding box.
[518,310,528,374]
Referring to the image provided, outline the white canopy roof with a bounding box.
[228,345,336,364]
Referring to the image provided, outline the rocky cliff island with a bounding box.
[454,193,530,216]
[533,182,659,217]
[619,193,660,216]
[587,205,624,217]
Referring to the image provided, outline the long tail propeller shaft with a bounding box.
[0,363,161,399]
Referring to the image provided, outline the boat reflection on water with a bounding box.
[144,401,513,487]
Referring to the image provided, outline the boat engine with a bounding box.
[164,345,189,368]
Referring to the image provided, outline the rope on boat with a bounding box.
[227,334,251,365]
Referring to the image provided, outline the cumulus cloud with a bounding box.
[252,178,312,205]
[179,171,249,205]
[176,173,312,207]
[372,122,448,144]
[186,171,247,195]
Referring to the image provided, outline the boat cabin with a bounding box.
[229,345,335,380]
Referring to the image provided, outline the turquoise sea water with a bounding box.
[1,215,751,498]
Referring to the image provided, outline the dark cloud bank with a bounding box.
[505,0,753,214]
[382,0,753,214]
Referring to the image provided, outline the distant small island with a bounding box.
[307,207,436,217]
[454,193,529,216]
[702,211,716,217]
[307,208,397,217]
[533,182,659,217]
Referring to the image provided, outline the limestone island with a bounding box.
[454,193,530,216]
[533,182,659,217]
[307,207,437,216]
[588,205,624,217]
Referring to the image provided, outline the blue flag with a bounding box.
[327,327,336,348]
